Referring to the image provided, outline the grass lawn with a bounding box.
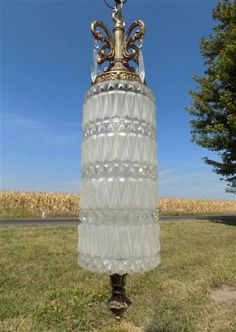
[0,221,236,332]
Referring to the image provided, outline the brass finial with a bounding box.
[91,0,146,84]
[106,274,132,322]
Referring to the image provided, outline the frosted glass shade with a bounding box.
[78,80,160,274]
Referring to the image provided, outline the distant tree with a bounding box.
[187,0,236,194]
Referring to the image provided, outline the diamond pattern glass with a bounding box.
[78,80,160,274]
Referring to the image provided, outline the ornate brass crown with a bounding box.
[91,0,146,85]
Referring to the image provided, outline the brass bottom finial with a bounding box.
[106,274,132,322]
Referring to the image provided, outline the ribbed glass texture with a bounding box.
[78,80,160,274]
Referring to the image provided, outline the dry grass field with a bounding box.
[0,191,80,218]
[0,221,236,331]
[0,190,235,218]
[160,197,236,215]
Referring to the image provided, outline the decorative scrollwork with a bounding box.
[123,20,146,64]
[91,21,115,67]
[90,7,146,84]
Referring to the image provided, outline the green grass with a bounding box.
[0,221,236,332]
[0,209,78,219]
[1,211,234,219]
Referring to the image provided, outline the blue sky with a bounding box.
[1,0,235,199]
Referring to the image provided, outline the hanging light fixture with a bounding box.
[78,0,160,320]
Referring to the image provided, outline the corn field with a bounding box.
[0,191,80,218]
[160,197,236,215]
[0,191,235,218]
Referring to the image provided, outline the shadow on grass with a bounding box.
[197,215,236,226]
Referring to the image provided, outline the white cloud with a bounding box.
[2,112,81,148]
[159,168,235,199]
